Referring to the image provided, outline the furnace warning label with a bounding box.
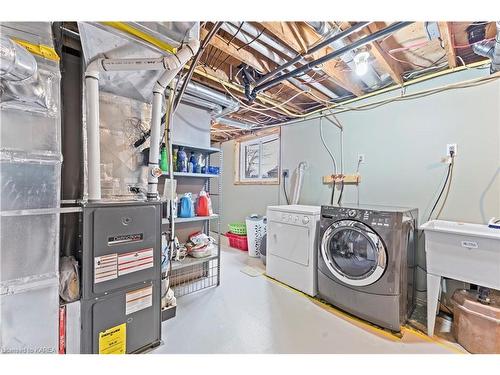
[99,323,126,354]
[94,253,118,284]
[118,248,154,276]
[126,285,153,315]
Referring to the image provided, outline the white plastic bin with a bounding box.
[245,214,267,258]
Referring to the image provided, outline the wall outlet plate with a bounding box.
[446,143,457,157]
[357,154,365,163]
[282,169,289,178]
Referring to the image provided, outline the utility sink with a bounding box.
[421,220,500,288]
[420,220,500,336]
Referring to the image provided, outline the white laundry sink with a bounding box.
[421,220,500,289]
[420,220,500,336]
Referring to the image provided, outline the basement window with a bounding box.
[235,131,280,185]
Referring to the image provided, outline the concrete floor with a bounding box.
[154,245,465,354]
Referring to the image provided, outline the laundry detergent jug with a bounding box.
[178,193,194,218]
[196,191,210,217]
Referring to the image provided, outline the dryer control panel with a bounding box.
[267,209,317,228]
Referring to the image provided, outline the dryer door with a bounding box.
[321,220,387,287]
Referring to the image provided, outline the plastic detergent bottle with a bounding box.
[189,151,197,172]
[160,144,169,173]
[172,148,178,172]
[177,147,187,172]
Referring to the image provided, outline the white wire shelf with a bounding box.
[162,214,219,225]
[171,253,218,271]
[161,172,220,178]
[172,142,220,155]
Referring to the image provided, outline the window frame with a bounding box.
[234,129,281,185]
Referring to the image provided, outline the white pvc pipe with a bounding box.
[291,161,307,204]
[84,38,200,201]
[147,91,164,198]
[147,39,200,198]
[101,57,168,72]
[85,71,102,201]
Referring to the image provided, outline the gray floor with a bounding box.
[154,245,465,354]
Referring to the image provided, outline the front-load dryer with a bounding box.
[266,205,321,296]
[318,204,418,331]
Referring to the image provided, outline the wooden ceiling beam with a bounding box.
[366,22,405,85]
[192,67,305,116]
[437,22,457,68]
[201,26,326,109]
[264,22,364,96]
[200,27,274,73]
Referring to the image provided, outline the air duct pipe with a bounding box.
[0,36,37,81]
[85,38,200,201]
[306,22,383,88]
[291,161,308,204]
[214,117,253,130]
[471,21,500,73]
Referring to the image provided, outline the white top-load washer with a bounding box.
[266,205,321,296]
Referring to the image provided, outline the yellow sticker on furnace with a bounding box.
[99,323,126,354]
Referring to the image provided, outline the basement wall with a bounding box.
[219,67,500,302]
[221,68,500,227]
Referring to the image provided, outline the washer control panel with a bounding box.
[321,206,395,228]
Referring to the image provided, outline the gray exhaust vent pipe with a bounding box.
[471,21,500,73]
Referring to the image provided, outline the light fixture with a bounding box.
[354,51,370,76]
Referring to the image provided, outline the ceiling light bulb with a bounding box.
[354,51,370,76]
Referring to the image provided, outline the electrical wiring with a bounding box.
[453,37,495,49]
[427,156,454,222]
[435,156,455,219]
[210,70,500,134]
[402,62,449,80]
[217,78,308,118]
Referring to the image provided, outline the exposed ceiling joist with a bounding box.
[266,22,365,96]
[438,22,457,68]
[201,26,330,107]
[200,27,273,73]
[367,22,405,85]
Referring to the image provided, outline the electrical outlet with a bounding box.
[357,154,365,163]
[446,144,457,157]
[282,169,289,178]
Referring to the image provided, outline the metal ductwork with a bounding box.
[306,22,385,88]
[176,79,247,128]
[214,116,253,130]
[183,79,236,110]
[469,21,500,73]
[0,36,46,107]
[180,93,223,116]
[0,36,37,81]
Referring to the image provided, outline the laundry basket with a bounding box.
[245,214,267,258]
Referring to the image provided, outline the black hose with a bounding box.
[330,181,335,205]
[283,176,290,205]
[337,180,344,205]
